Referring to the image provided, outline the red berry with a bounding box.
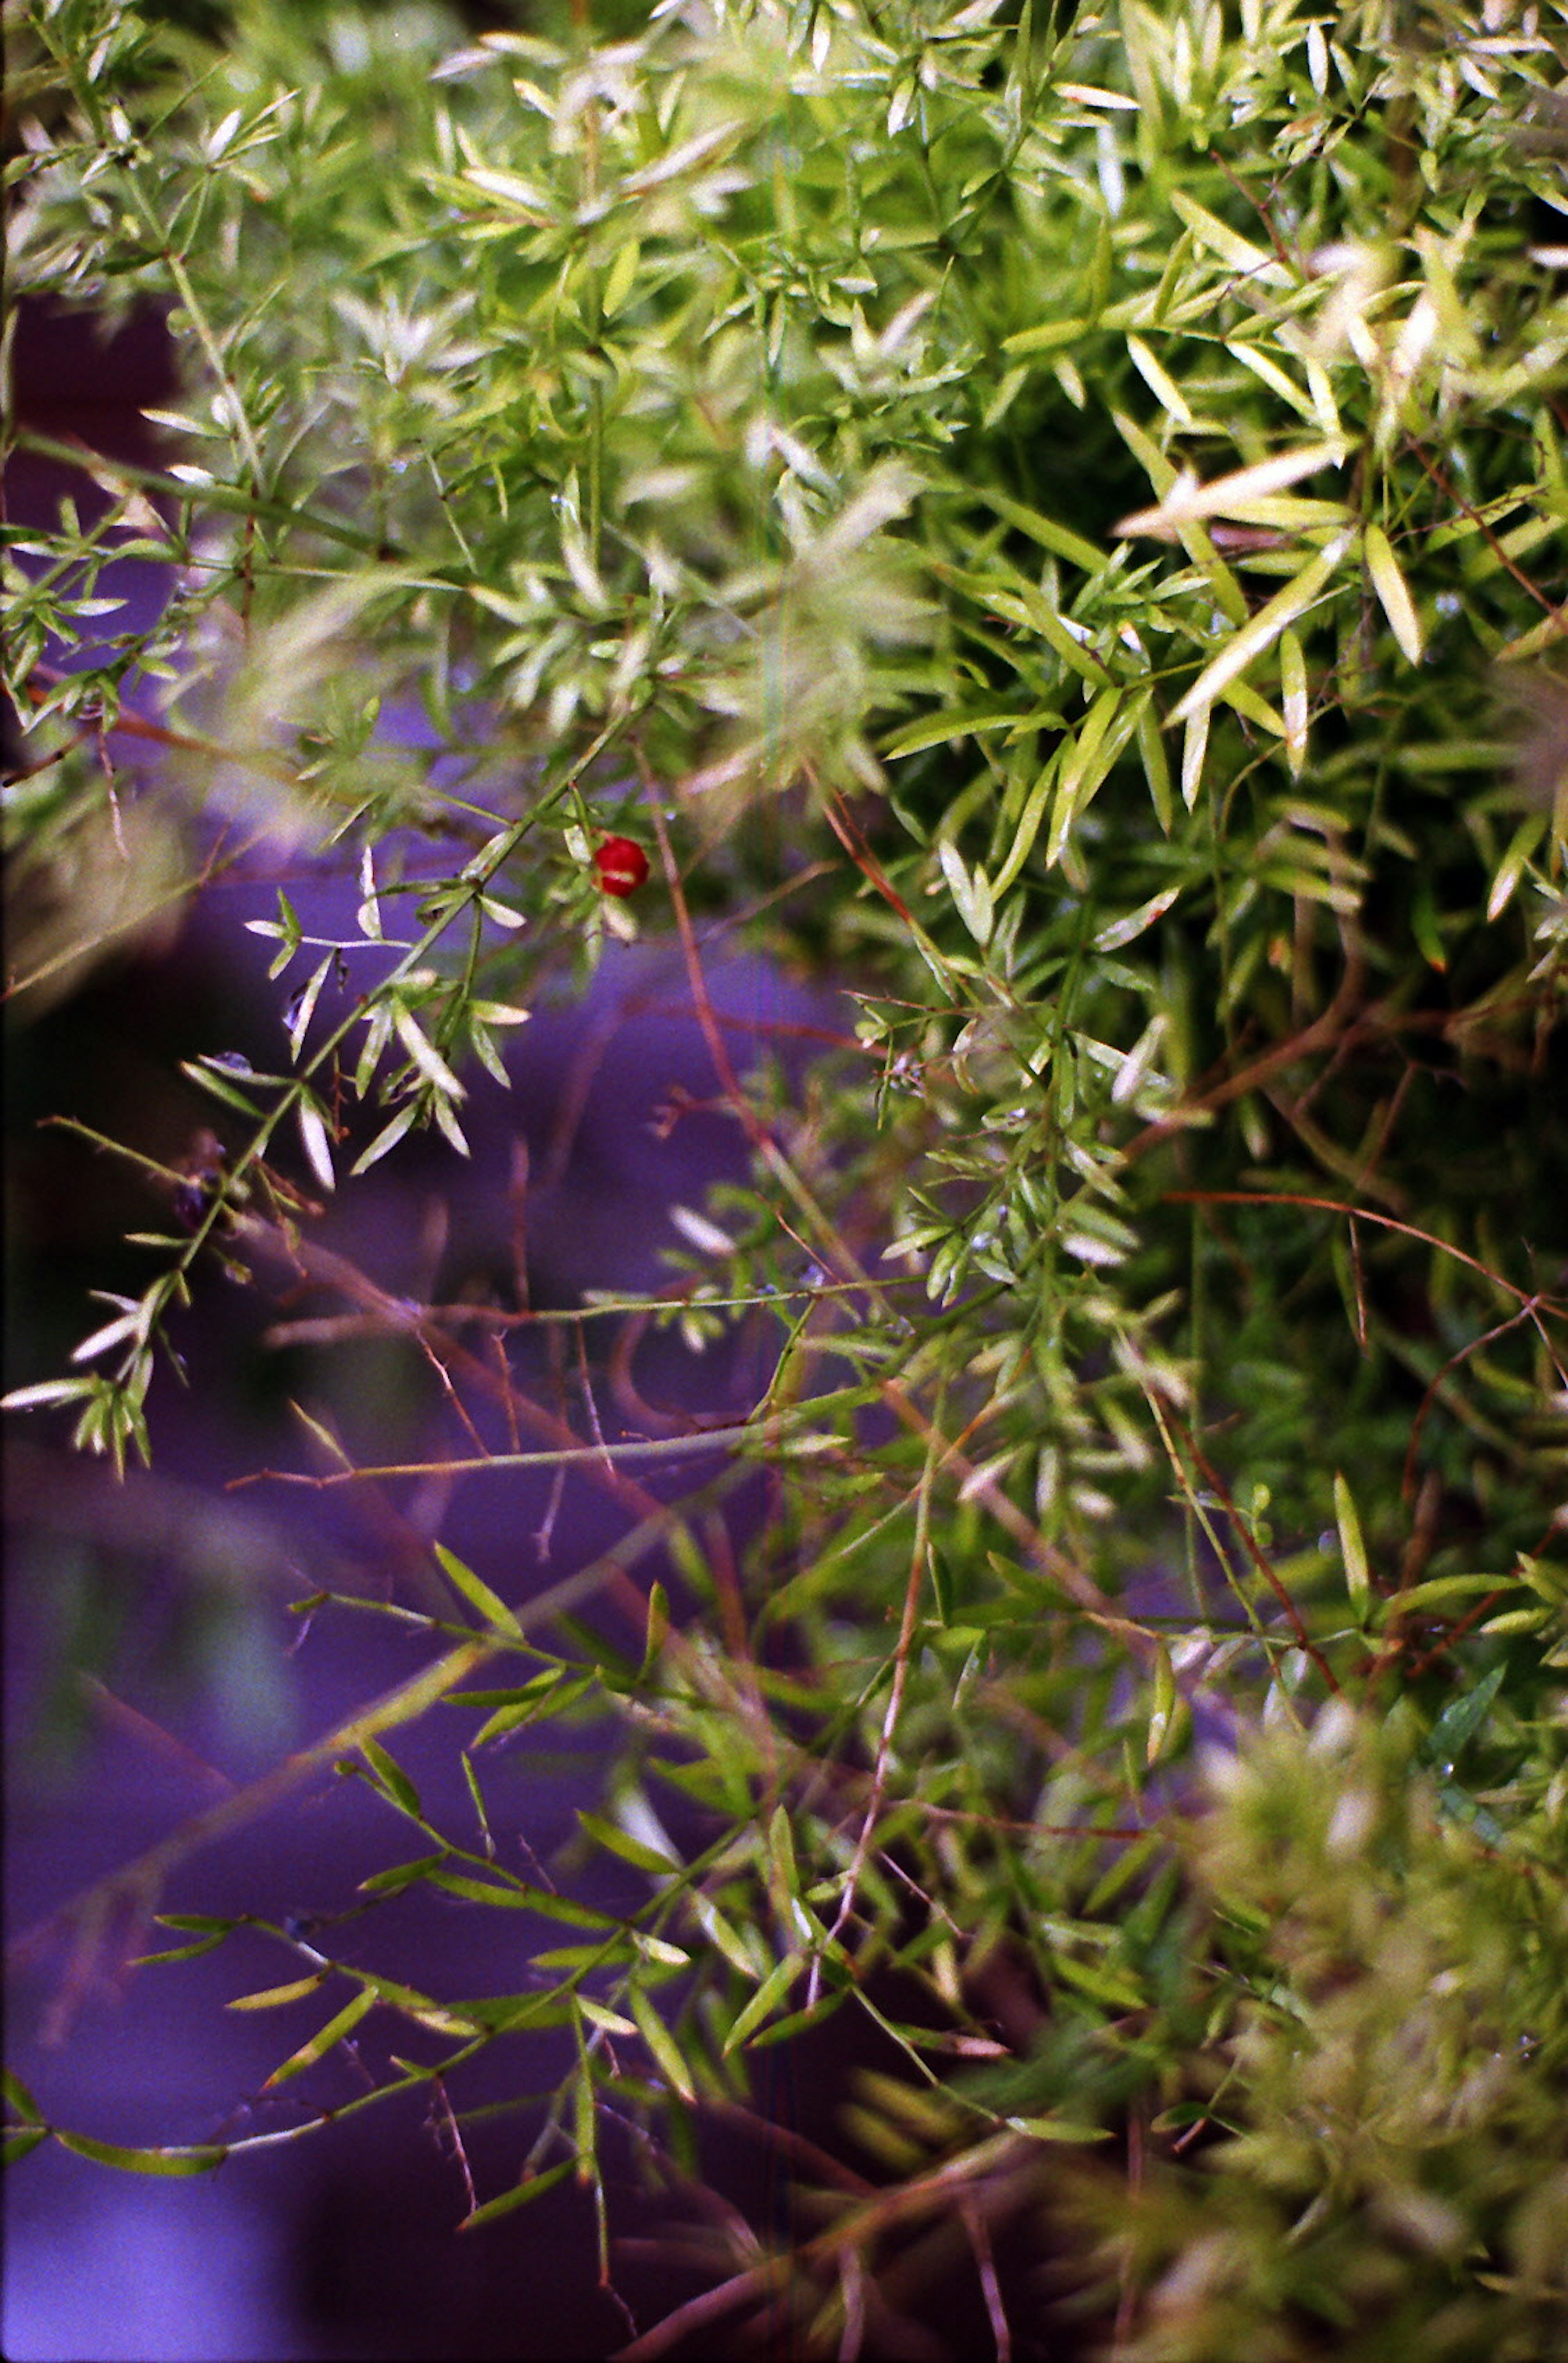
[593,836,650,898]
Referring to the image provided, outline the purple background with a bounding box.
[4,298,862,2360]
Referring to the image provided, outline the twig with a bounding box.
[1125,941,1366,1162]
[962,2196,1012,2363]
[1401,1295,1546,1507]
[815,1420,942,2001]
[1170,1416,1345,1699]
[77,1674,234,1801]
[8,1487,724,2024]
[1162,1190,1564,1315]
[428,2073,477,2220]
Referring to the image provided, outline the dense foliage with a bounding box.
[5,0,1567,2351]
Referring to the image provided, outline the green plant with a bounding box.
[4,0,1566,2351]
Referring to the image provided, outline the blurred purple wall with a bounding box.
[4,297,849,2362]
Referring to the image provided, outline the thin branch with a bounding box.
[7,1487,724,2013]
[961,2196,1012,2363]
[1125,939,1367,1163]
[1163,1190,1564,1315]
[1401,1296,1546,1506]
[816,1416,942,1998]
[1170,1415,1345,1699]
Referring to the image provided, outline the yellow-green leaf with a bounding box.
[360,1735,423,1819]
[1136,699,1173,831]
[990,746,1064,894]
[434,1543,525,1641]
[1048,686,1123,861]
[226,1974,327,2012]
[1094,886,1180,953]
[1127,335,1192,427]
[637,1579,670,1682]
[1487,813,1546,922]
[629,1989,698,2103]
[462,2159,574,2230]
[601,237,640,318]
[1004,2115,1113,2143]
[1335,1470,1371,1620]
[1280,626,1308,777]
[938,837,994,944]
[1002,316,1089,359]
[577,1809,680,1875]
[262,1985,377,2088]
[1116,443,1343,538]
[1363,523,1423,664]
[1147,1641,1176,1765]
[1169,189,1292,287]
[693,1900,764,1979]
[723,1954,805,2054]
[58,2134,227,2175]
[1169,532,1352,727]
[577,1996,637,2037]
[1180,703,1209,810]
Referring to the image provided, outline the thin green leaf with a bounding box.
[261,1985,377,2088]
[227,1974,328,2012]
[576,1810,680,1876]
[433,1543,525,1641]
[1334,1470,1371,1621]
[723,1954,805,2054]
[359,1735,423,1819]
[462,2159,575,2230]
[1169,533,1353,727]
[57,2134,228,2175]
[628,1988,698,2104]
